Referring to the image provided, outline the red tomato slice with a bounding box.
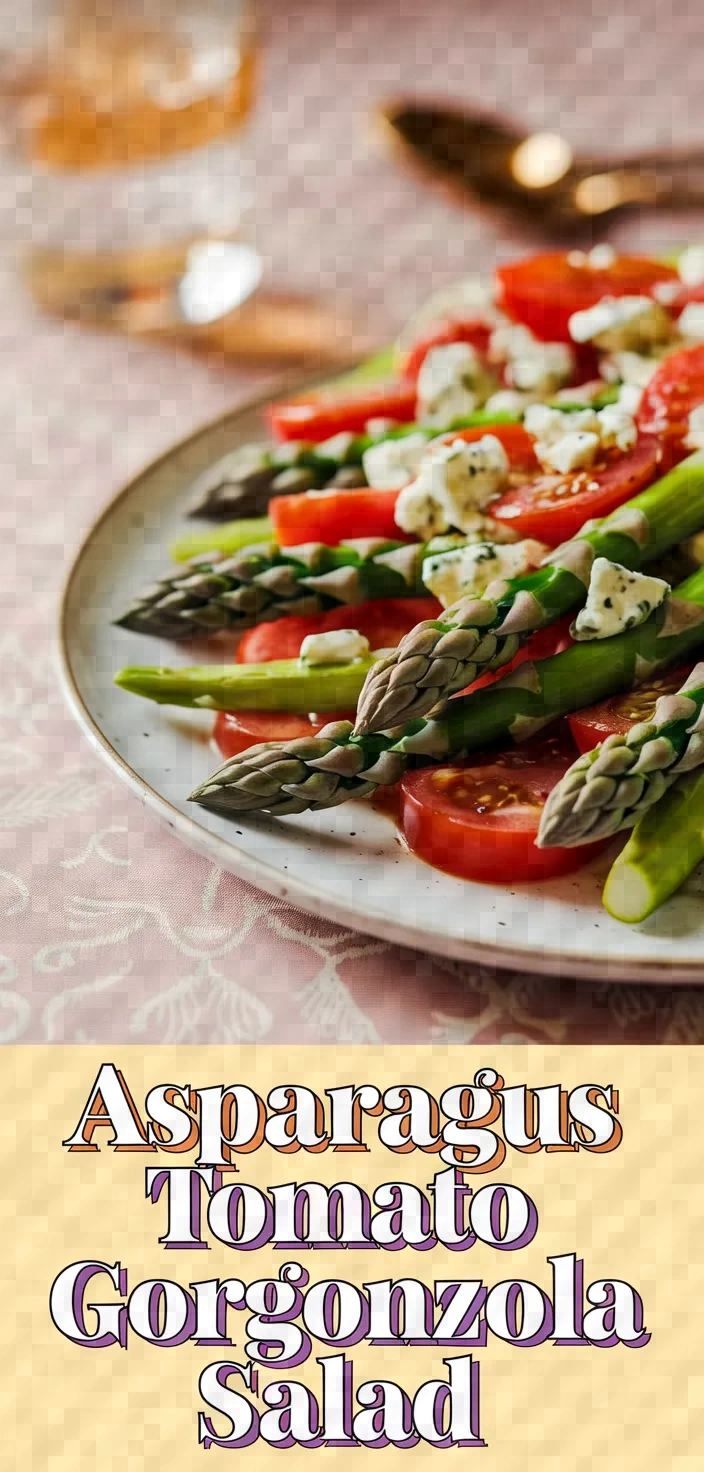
[495,251,678,343]
[266,383,418,443]
[399,729,606,883]
[270,486,411,546]
[401,318,492,382]
[236,597,442,664]
[214,709,354,760]
[637,343,704,452]
[567,664,696,753]
[490,434,661,545]
[460,614,574,695]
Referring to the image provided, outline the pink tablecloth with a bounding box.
[5,0,704,1044]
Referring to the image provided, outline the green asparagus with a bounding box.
[170,516,273,563]
[189,565,704,819]
[602,768,704,923]
[186,445,367,523]
[537,663,704,848]
[114,652,379,714]
[353,449,704,735]
[114,538,428,640]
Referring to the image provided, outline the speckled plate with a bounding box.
[59,387,704,984]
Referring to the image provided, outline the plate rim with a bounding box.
[57,386,704,985]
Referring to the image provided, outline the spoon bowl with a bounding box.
[377,97,704,234]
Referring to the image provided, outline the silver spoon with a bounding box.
[23,237,376,364]
[377,97,704,233]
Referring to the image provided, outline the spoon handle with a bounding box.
[576,164,704,211]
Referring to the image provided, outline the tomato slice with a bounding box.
[400,318,493,382]
[461,614,574,695]
[236,597,442,664]
[399,729,606,883]
[490,434,661,545]
[567,664,696,753]
[266,383,418,443]
[495,251,678,343]
[270,486,411,546]
[214,709,354,760]
[637,343,704,452]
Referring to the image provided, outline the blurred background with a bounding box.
[2,0,703,395]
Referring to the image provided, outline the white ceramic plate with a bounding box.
[59,390,704,984]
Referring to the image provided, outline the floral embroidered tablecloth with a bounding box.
[4,0,704,1043]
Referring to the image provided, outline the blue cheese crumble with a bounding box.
[299,629,370,664]
[422,537,549,607]
[394,434,511,539]
[416,342,496,425]
[524,402,637,473]
[361,431,429,490]
[571,558,669,642]
[568,295,673,352]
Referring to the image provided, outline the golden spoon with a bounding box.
[377,97,704,233]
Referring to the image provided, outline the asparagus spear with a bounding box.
[353,449,704,735]
[170,516,273,564]
[189,566,704,819]
[602,769,704,923]
[114,538,428,640]
[537,663,704,848]
[175,400,614,552]
[114,652,380,713]
[186,411,519,522]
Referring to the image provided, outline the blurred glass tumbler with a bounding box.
[20,0,258,250]
[5,2,359,359]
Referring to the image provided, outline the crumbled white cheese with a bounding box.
[572,558,669,641]
[568,295,673,352]
[678,246,704,287]
[617,382,644,415]
[299,628,371,665]
[592,403,638,452]
[525,401,637,470]
[422,538,548,608]
[678,301,704,341]
[488,320,574,395]
[524,403,599,446]
[394,434,510,538]
[364,416,399,437]
[315,431,358,461]
[539,430,600,474]
[361,431,429,490]
[392,480,451,540]
[484,388,532,415]
[686,403,704,450]
[488,321,533,362]
[587,243,617,269]
[510,340,575,393]
[416,342,495,425]
[652,279,682,306]
[601,349,663,388]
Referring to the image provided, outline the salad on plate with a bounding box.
[113,244,704,928]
